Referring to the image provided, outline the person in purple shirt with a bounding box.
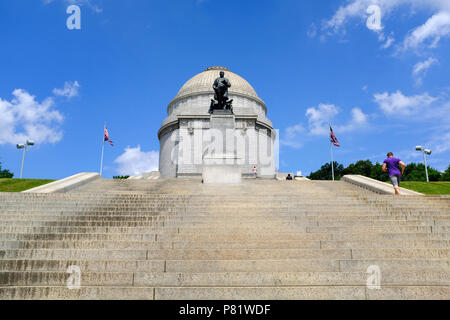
[382,152,406,195]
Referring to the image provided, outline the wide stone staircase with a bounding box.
[0,178,449,299]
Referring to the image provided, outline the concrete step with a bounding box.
[3,258,450,273]
[2,248,450,260]
[139,286,450,300]
[321,239,450,249]
[0,201,445,207]
[1,195,444,201]
[3,231,450,243]
[0,286,155,300]
[1,285,449,300]
[0,259,164,272]
[1,271,450,287]
[0,219,440,228]
[0,214,421,220]
[3,225,434,234]
[3,214,450,223]
[0,248,353,260]
[3,239,450,250]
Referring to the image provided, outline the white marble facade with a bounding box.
[158,67,276,178]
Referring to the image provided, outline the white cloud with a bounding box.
[402,11,450,50]
[114,146,159,176]
[43,0,102,13]
[53,81,80,98]
[336,108,369,133]
[413,58,438,75]
[305,104,369,136]
[322,0,450,51]
[282,104,369,147]
[323,0,369,33]
[381,34,395,49]
[432,131,450,154]
[324,1,450,31]
[305,104,339,136]
[412,58,438,86]
[374,90,437,116]
[0,89,63,145]
[351,107,368,123]
[280,124,305,149]
[307,23,318,38]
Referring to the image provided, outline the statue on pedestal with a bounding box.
[209,71,233,114]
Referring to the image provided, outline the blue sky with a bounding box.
[1,0,449,179]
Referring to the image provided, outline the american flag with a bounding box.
[330,126,340,147]
[104,127,114,146]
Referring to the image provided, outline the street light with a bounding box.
[16,140,34,179]
[416,146,432,182]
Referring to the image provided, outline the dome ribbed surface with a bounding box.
[173,67,259,101]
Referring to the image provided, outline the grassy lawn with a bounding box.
[0,179,55,192]
[400,181,450,195]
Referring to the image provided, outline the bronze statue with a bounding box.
[209,71,233,114]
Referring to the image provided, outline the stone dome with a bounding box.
[171,66,262,104]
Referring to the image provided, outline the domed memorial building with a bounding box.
[158,67,276,179]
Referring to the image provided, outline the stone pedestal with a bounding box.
[210,113,235,130]
[202,155,242,184]
[206,113,236,162]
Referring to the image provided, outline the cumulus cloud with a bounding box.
[381,33,395,49]
[322,0,450,51]
[114,145,159,176]
[374,90,437,116]
[53,81,80,98]
[402,11,450,50]
[281,104,369,148]
[324,0,450,31]
[305,104,340,136]
[412,58,438,86]
[432,131,450,154]
[334,107,369,133]
[348,107,367,125]
[280,124,305,149]
[0,89,63,145]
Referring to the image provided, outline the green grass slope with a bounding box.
[0,179,55,192]
[401,181,450,195]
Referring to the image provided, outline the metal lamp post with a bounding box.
[416,146,432,182]
[16,140,35,179]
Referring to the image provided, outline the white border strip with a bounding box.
[342,175,423,196]
[23,172,101,193]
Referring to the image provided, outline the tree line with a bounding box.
[0,162,133,180]
[308,160,450,182]
[0,162,14,179]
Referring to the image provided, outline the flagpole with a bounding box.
[329,124,335,181]
[330,140,335,181]
[100,122,105,177]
